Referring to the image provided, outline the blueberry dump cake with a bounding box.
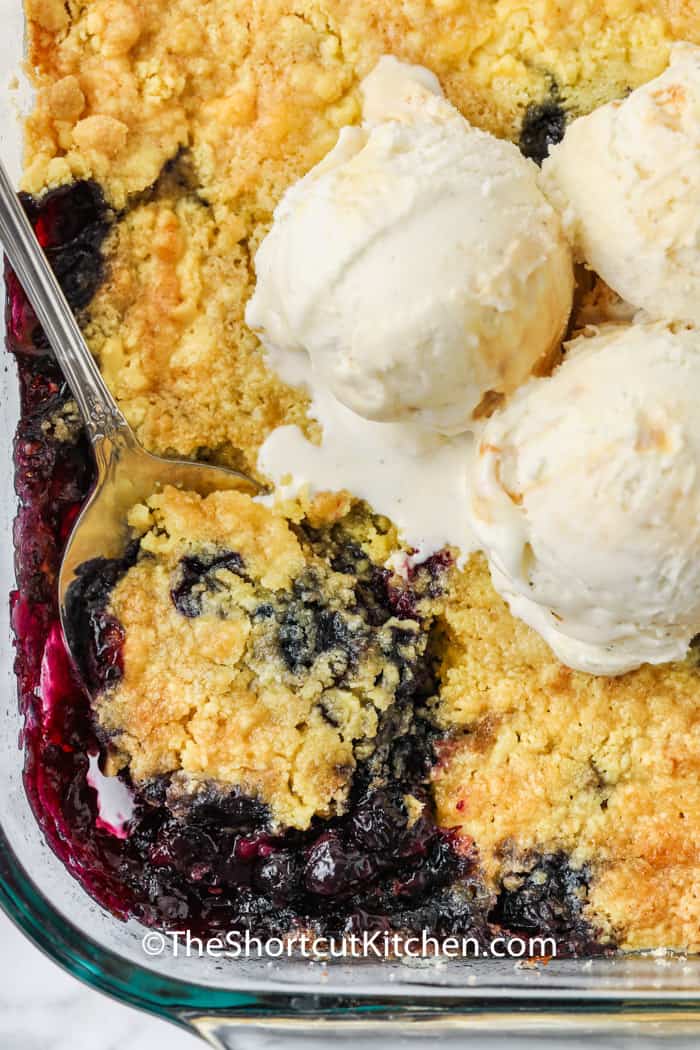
[8,1,700,954]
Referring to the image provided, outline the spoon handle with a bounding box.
[0,159,131,446]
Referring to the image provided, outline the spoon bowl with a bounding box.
[0,159,257,685]
[59,431,257,662]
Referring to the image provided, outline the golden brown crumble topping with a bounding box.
[431,556,700,952]
[22,0,700,951]
[100,486,434,830]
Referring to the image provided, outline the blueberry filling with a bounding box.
[63,546,138,693]
[170,549,246,617]
[275,569,369,675]
[491,851,607,956]
[519,99,567,165]
[9,182,112,357]
[7,180,609,954]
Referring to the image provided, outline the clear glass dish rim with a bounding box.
[2,818,700,1024]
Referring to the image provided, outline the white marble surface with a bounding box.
[0,908,199,1049]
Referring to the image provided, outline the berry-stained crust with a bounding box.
[10,0,700,954]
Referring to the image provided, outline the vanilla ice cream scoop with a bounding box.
[470,323,700,675]
[246,56,573,434]
[543,43,700,327]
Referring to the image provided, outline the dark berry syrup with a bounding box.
[7,182,137,917]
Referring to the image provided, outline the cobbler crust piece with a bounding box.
[99,486,436,831]
[15,0,700,952]
[432,558,700,952]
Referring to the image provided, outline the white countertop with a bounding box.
[0,908,198,1049]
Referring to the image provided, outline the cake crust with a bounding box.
[98,486,442,832]
[432,557,700,951]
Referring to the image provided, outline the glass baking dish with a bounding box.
[1,4,699,1045]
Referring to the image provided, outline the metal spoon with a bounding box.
[0,159,257,679]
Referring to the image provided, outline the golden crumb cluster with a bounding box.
[100,486,434,830]
[23,0,700,952]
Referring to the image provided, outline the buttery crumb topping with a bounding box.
[99,486,439,831]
